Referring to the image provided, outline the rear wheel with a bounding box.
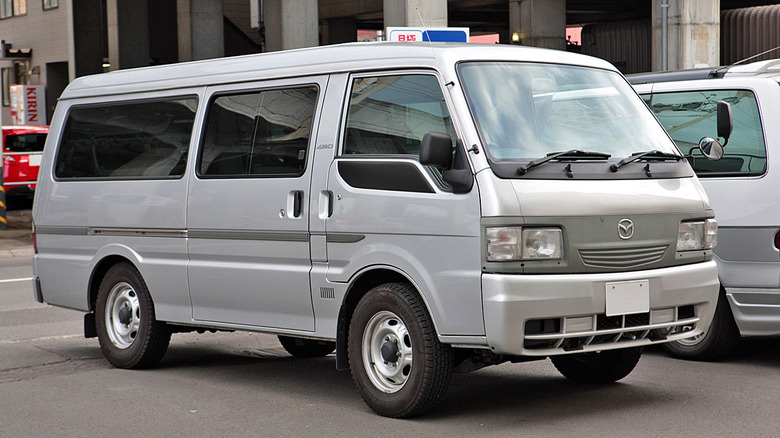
[348,282,453,418]
[95,263,171,369]
[551,347,642,384]
[662,287,740,361]
[278,335,335,358]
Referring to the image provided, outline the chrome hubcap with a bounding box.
[362,311,413,393]
[105,282,140,349]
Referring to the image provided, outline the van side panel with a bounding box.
[33,91,201,322]
[325,159,484,336]
[185,78,329,331]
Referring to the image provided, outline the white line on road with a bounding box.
[0,277,33,284]
[0,334,82,345]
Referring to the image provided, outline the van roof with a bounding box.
[61,42,617,100]
[627,58,780,85]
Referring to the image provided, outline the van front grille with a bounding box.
[578,245,669,269]
[523,305,697,352]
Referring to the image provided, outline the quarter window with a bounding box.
[54,97,198,179]
[645,89,767,176]
[342,74,455,156]
[199,86,318,177]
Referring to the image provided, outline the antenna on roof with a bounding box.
[416,8,434,50]
[711,44,780,77]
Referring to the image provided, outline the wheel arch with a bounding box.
[88,255,136,311]
[335,267,430,370]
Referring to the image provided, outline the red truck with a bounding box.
[2,125,48,197]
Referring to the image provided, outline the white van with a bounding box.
[33,42,720,417]
[631,59,780,360]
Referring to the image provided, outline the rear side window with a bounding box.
[5,133,47,152]
[55,97,198,179]
[342,74,455,156]
[198,86,318,177]
[644,89,766,176]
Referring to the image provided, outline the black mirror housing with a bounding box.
[717,101,733,144]
[419,132,453,170]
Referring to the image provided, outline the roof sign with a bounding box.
[387,27,469,43]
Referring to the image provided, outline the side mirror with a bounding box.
[698,137,724,161]
[717,101,733,147]
[419,132,453,170]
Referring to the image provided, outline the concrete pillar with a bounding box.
[106,0,150,71]
[177,0,224,62]
[383,0,447,29]
[263,0,319,52]
[652,0,719,71]
[70,0,105,78]
[509,0,566,50]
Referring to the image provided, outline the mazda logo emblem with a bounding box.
[618,219,634,240]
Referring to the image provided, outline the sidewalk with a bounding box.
[0,209,34,259]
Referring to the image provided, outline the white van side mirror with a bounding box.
[688,101,731,162]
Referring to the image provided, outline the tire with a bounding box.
[95,262,171,369]
[551,347,642,384]
[278,335,336,358]
[348,282,453,418]
[662,287,740,361]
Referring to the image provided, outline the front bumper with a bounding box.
[482,261,719,356]
[726,287,780,336]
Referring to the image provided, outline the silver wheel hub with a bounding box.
[677,330,707,347]
[362,311,413,393]
[105,282,140,349]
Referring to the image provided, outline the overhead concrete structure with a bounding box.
[106,0,150,71]
[652,0,720,70]
[383,0,447,28]
[510,0,566,50]
[263,0,319,52]
[178,0,225,62]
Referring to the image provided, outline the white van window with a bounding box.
[342,74,455,156]
[643,89,767,176]
[54,97,198,179]
[199,86,318,177]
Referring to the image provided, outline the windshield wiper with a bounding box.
[609,150,684,172]
[518,149,611,175]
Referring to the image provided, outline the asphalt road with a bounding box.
[2,255,779,437]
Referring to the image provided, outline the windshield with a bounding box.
[458,62,679,161]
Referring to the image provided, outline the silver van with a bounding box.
[33,42,719,417]
[631,59,780,360]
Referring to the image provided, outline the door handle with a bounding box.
[282,190,303,219]
[319,190,334,219]
[291,190,303,218]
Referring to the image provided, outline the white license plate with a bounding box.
[605,280,649,316]
[28,154,42,167]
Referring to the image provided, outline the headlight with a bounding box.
[677,219,717,251]
[523,228,563,259]
[486,227,522,261]
[486,227,563,261]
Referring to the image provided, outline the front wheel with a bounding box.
[348,283,453,418]
[95,263,171,369]
[662,287,740,361]
[551,347,642,384]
